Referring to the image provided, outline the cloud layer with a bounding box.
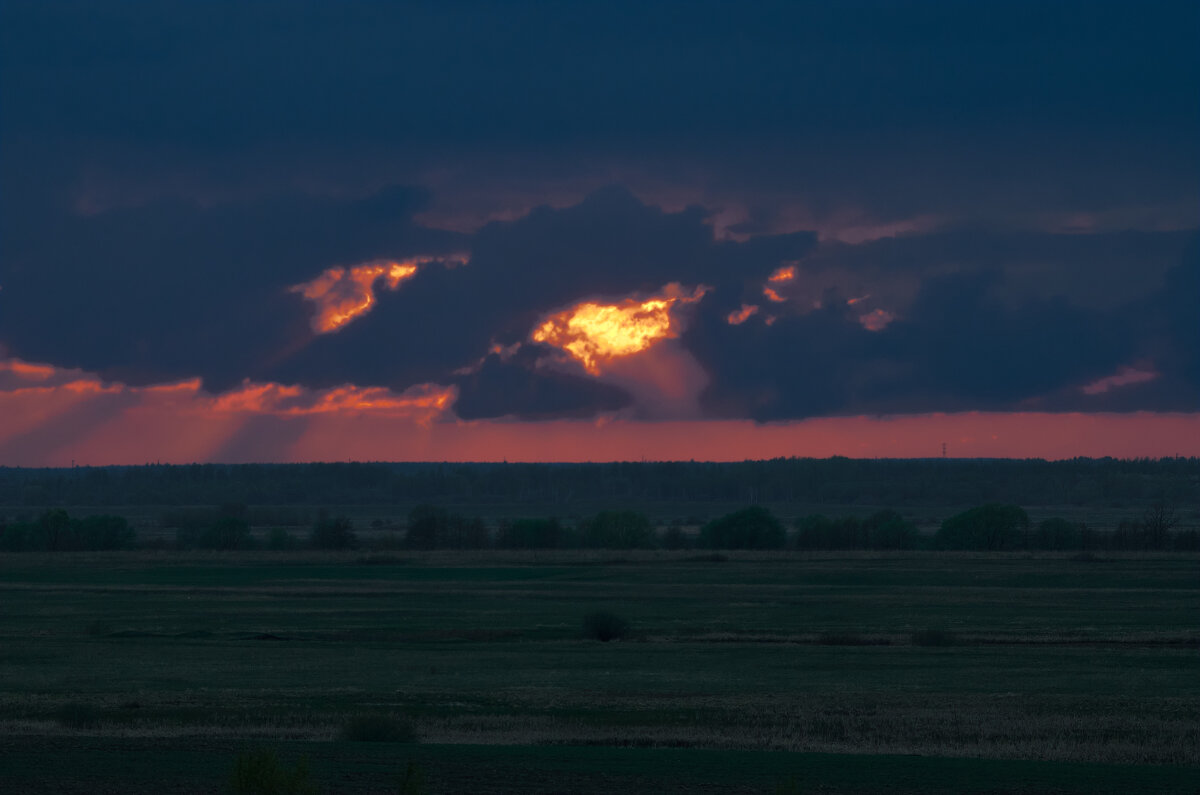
[0,1,1197,456]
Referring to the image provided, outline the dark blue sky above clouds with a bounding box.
[1,0,1197,429]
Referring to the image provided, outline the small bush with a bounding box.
[776,776,804,795]
[199,517,255,550]
[911,629,958,647]
[230,749,316,795]
[398,760,427,795]
[582,611,631,642]
[340,713,417,743]
[310,515,357,550]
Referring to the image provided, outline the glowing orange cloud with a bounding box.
[858,308,895,331]
[768,265,796,283]
[760,265,798,303]
[727,304,760,325]
[199,379,454,418]
[291,259,423,333]
[1,360,56,380]
[0,358,457,465]
[532,284,706,374]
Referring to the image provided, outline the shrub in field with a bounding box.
[911,629,958,647]
[230,749,316,794]
[776,776,804,795]
[405,504,489,549]
[405,504,448,549]
[340,713,417,743]
[397,760,427,795]
[582,611,631,642]
[700,506,785,549]
[310,514,357,550]
[198,517,255,550]
[861,509,919,549]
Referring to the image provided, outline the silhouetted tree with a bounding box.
[198,516,254,550]
[1141,503,1178,549]
[310,514,357,550]
[405,504,448,549]
[700,506,785,549]
[936,504,1029,550]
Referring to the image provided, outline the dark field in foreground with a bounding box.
[0,552,1196,793]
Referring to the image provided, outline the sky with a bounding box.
[1,0,1198,465]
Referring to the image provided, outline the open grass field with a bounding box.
[0,551,1197,792]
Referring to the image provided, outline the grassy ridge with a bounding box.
[0,552,1196,792]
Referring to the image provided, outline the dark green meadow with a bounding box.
[1,551,1197,793]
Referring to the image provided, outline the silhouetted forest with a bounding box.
[3,500,1196,552]
[1,458,1197,508]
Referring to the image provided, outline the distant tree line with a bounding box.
[3,458,1198,509]
[0,509,134,551]
[929,502,1198,551]
[3,502,1194,553]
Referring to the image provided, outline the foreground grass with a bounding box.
[2,739,1198,794]
[0,551,1196,791]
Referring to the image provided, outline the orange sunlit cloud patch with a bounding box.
[531,284,707,374]
[726,304,760,325]
[290,258,425,333]
[768,265,796,283]
[198,379,454,419]
[760,265,798,303]
[1,360,57,380]
[762,286,787,303]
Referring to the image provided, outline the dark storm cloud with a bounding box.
[0,186,464,389]
[4,1,1194,145]
[1154,238,1200,389]
[3,0,1195,226]
[684,240,1200,420]
[1,1,1197,423]
[265,186,815,392]
[788,226,1195,313]
[451,347,632,421]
